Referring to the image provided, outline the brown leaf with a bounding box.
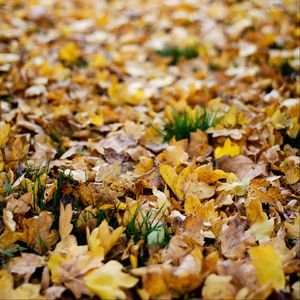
[217,155,267,183]
[219,214,251,259]
[21,211,59,254]
[9,253,45,282]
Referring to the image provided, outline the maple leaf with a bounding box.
[21,211,59,255]
[87,220,124,257]
[214,138,240,159]
[59,202,73,240]
[84,260,138,300]
[249,244,285,291]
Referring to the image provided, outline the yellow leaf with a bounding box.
[157,145,189,167]
[126,89,144,105]
[0,123,10,148]
[90,114,104,126]
[89,54,106,68]
[87,220,124,257]
[48,252,65,283]
[38,62,69,80]
[134,157,154,174]
[223,107,237,128]
[271,109,290,129]
[246,199,267,226]
[159,164,183,200]
[84,260,138,300]
[59,42,80,62]
[214,138,240,159]
[185,195,202,216]
[248,218,274,242]
[0,269,43,299]
[196,166,228,184]
[59,202,73,240]
[249,245,285,290]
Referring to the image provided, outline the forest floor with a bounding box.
[0,0,299,299]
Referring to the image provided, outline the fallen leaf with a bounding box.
[0,269,43,299]
[247,218,274,242]
[202,274,237,300]
[219,214,249,259]
[284,216,300,239]
[84,260,138,300]
[182,180,215,200]
[3,208,16,232]
[59,42,80,62]
[159,164,183,200]
[214,138,241,159]
[0,123,10,148]
[246,199,268,226]
[21,211,59,254]
[217,155,267,183]
[59,202,73,240]
[249,244,285,291]
[87,220,124,257]
[9,253,45,282]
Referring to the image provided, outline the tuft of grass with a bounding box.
[18,161,50,212]
[280,61,296,77]
[161,109,218,142]
[3,180,13,196]
[155,45,198,65]
[125,204,169,246]
[0,245,27,268]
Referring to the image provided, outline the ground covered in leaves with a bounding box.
[0,0,299,299]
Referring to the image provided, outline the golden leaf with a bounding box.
[0,123,10,148]
[87,220,124,257]
[90,114,104,126]
[246,199,267,226]
[59,42,80,62]
[159,164,183,200]
[249,245,285,290]
[214,138,240,159]
[84,260,138,300]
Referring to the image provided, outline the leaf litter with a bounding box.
[0,0,299,299]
